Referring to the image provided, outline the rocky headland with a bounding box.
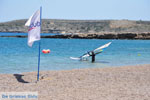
[0,19,150,39]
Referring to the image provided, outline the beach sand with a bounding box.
[0,64,150,100]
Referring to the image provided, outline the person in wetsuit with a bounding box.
[88,50,102,63]
[91,51,95,63]
[88,51,96,63]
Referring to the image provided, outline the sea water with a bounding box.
[0,33,150,73]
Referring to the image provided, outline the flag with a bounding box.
[25,9,41,47]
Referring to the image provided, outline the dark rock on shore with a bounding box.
[41,32,150,39]
[2,32,150,39]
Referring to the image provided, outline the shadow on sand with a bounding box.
[13,74,29,83]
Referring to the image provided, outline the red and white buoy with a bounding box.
[42,49,51,54]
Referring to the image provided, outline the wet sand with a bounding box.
[0,64,150,100]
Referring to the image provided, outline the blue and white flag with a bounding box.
[25,9,41,47]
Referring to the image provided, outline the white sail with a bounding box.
[81,53,90,58]
[94,42,111,52]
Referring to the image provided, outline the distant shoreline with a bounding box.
[1,19,150,39]
[1,32,150,39]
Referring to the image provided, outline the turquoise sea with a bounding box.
[0,33,150,73]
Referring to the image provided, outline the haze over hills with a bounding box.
[0,19,150,34]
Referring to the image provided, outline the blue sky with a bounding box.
[0,0,150,22]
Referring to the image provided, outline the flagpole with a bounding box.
[37,6,42,81]
[37,41,41,81]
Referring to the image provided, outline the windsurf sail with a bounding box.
[80,53,90,58]
[93,42,111,52]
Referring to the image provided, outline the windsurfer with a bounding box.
[70,42,111,62]
[88,51,95,62]
[88,50,102,63]
[91,51,95,62]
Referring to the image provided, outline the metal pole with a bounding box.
[37,41,41,81]
[37,6,42,81]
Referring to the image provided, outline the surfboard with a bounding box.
[70,57,80,60]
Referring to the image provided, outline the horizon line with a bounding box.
[1,18,150,23]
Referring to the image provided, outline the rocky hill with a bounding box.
[1,19,150,39]
[0,19,150,33]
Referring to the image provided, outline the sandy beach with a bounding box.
[0,64,150,100]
